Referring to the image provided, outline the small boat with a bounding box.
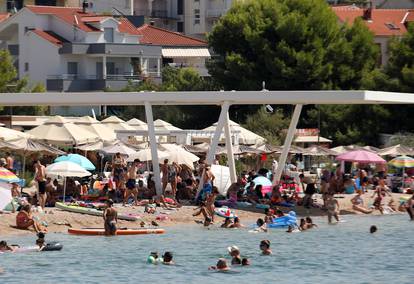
[68,228,165,236]
[55,202,140,221]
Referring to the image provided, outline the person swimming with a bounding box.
[147,251,160,264]
[162,251,174,265]
[229,217,244,228]
[221,217,232,228]
[228,245,242,265]
[260,240,272,255]
[305,217,318,228]
[36,232,46,250]
[209,258,230,272]
[255,218,268,232]
[370,225,378,234]
[241,258,250,266]
[299,218,308,231]
[0,241,14,252]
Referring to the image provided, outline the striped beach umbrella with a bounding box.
[0,167,20,183]
[389,155,414,168]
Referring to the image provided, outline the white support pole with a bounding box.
[198,101,230,191]
[273,104,303,185]
[102,55,107,79]
[206,101,230,164]
[157,58,161,77]
[144,101,162,196]
[224,112,237,183]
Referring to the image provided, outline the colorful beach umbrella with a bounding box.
[0,167,20,183]
[55,154,96,171]
[336,150,386,164]
[388,156,414,168]
[251,176,273,196]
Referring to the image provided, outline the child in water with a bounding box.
[147,252,160,264]
[255,218,268,232]
[260,240,272,255]
[162,252,174,265]
[209,258,230,272]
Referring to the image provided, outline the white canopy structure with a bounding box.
[154,119,182,131]
[1,90,414,196]
[101,116,135,131]
[27,116,100,146]
[378,144,413,156]
[127,118,148,130]
[201,119,265,146]
[74,116,117,143]
[0,126,29,141]
[160,143,199,168]
[126,148,169,162]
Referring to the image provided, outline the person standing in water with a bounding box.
[34,160,46,210]
[260,240,272,255]
[326,193,340,223]
[103,199,117,236]
[405,194,414,220]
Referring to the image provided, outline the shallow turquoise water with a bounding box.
[1,214,413,284]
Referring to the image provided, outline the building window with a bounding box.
[67,62,78,79]
[24,62,29,72]
[104,28,114,43]
[177,22,184,33]
[194,9,200,25]
[177,0,183,15]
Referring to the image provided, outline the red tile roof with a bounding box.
[31,29,67,46]
[25,6,139,36]
[136,24,207,46]
[0,13,10,23]
[332,6,413,36]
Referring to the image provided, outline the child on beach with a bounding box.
[260,240,272,255]
[326,194,340,223]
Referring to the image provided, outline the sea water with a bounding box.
[0,214,413,284]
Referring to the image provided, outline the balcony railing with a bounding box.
[47,74,142,80]
[206,9,228,18]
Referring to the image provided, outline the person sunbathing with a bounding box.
[351,190,373,214]
[16,204,45,233]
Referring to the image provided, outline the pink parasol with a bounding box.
[336,150,386,164]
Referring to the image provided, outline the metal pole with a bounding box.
[224,112,237,183]
[63,176,66,203]
[144,101,162,196]
[273,104,303,185]
[317,104,321,168]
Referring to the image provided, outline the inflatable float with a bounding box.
[56,202,140,221]
[214,207,237,218]
[0,242,63,253]
[68,228,165,236]
[268,211,297,228]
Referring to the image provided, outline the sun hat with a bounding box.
[227,245,240,253]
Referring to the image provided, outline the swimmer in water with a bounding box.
[209,258,230,271]
[255,218,268,232]
[103,199,117,236]
[221,217,232,228]
[228,245,242,265]
[147,251,159,264]
[229,217,244,228]
[0,241,14,252]
[260,240,272,255]
[36,232,46,250]
[370,225,377,234]
[162,252,174,265]
[241,258,251,266]
[299,218,308,231]
[305,217,318,228]
[405,194,414,220]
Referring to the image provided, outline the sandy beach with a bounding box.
[0,193,410,236]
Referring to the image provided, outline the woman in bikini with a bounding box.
[16,204,45,233]
[351,190,373,214]
[206,186,219,222]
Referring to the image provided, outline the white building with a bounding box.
[0,5,163,91]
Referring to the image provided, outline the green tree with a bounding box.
[243,107,290,145]
[208,0,379,91]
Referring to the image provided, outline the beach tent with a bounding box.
[336,150,386,164]
[154,119,182,131]
[361,146,380,153]
[160,144,199,168]
[74,116,117,142]
[101,116,135,131]
[0,181,12,211]
[46,161,91,202]
[126,148,169,162]
[378,144,413,156]
[127,118,148,130]
[303,145,338,156]
[202,120,265,146]
[55,154,96,171]
[101,142,137,156]
[331,145,361,155]
[210,164,231,196]
[183,143,226,154]
[27,116,100,146]
[0,126,29,141]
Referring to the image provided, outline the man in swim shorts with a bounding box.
[103,199,117,236]
[34,160,47,210]
[124,159,139,206]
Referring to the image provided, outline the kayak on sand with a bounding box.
[55,202,140,221]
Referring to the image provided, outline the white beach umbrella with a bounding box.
[101,142,137,156]
[0,126,29,141]
[202,120,265,145]
[27,116,100,146]
[210,164,231,196]
[126,148,169,162]
[101,116,135,131]
[154,119,182,131]
[0,182,12,211]
[127,118,148,130]
[378,144,414,156]
[160,144,199,168]
[74,116,117,142]
[46,161,91,202]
